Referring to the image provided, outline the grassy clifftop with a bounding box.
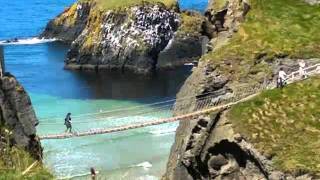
[80,0,177,10]
[204,0,320,82]
[229,76,320,176]
[0,128,53,180]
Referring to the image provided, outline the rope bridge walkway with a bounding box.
[39,64,320,140]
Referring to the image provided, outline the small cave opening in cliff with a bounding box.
[206,140,248,167]
[204,140,268,178]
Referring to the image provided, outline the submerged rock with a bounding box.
[0,73,42,160]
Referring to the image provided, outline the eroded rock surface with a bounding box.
[163,110,314,180]
[0,73,42,160]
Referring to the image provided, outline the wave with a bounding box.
[137,175,159,180]
[149,128,176,136]
[131,161,153,170]
[58,162,153,179]
[57,172,91,180]
[0,37,56,45]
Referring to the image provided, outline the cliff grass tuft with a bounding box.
[0,128,53,180]
[80,0,177,10]
[209,0,228,11]
[54,3,78,26]
[204,0,320,82]
[177,12,205,36]
[228,76,320,176]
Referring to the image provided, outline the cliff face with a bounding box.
[41,1,207,74]
[163,0,320,179]
[163,110,317,180]
[0,74,42,160]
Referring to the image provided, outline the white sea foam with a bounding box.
[133,161,153,170]
[149,128,177,136]
[57,172,90,180]
[137,175,159,180]
[0,37,56,45]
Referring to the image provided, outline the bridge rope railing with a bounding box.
[38,82,273,139]
[39,64,320,140]
[38,63,320,124]
[38,93,221,125]
[37,89,228,123]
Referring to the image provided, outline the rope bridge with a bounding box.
[39,64,320,140]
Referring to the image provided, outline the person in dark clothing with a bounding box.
[90,167,96,180]
[64,113,72,133]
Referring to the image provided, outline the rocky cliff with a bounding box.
[0,73,42,160]
[41,0,207,74]
[163,0,320,179]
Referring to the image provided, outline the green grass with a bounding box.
[208,0,228,11]
[228,76,320,176]
[0,128,53,180]
[177,12,205,36]
[80,0,177,10]
[204,0,320,82]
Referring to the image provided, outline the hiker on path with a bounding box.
[277,68,287,88]
[64,113,72,133]
[299,60,307,79]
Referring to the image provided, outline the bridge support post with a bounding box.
[0,46,5,77]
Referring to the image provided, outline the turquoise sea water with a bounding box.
[1,0,208,179]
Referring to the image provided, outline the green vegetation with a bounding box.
[80,0,177,10]
[177,12,205,36]
[53,3,79,26]
[209,0,228,11]
[204,0,320,82]
[0,128,53,180]
[229,76,320,176]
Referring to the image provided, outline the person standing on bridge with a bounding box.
[277,68,287,88]
[64,113,72,133]
[298,60,307,79]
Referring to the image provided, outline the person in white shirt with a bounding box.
[298,60,307,78]
[278,68,287,88]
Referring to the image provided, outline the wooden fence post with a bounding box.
[0,46,4,77]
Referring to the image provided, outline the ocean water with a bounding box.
[179,0,208,12]
[0,0,208,179]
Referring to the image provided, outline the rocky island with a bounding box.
[41,0,208,74]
